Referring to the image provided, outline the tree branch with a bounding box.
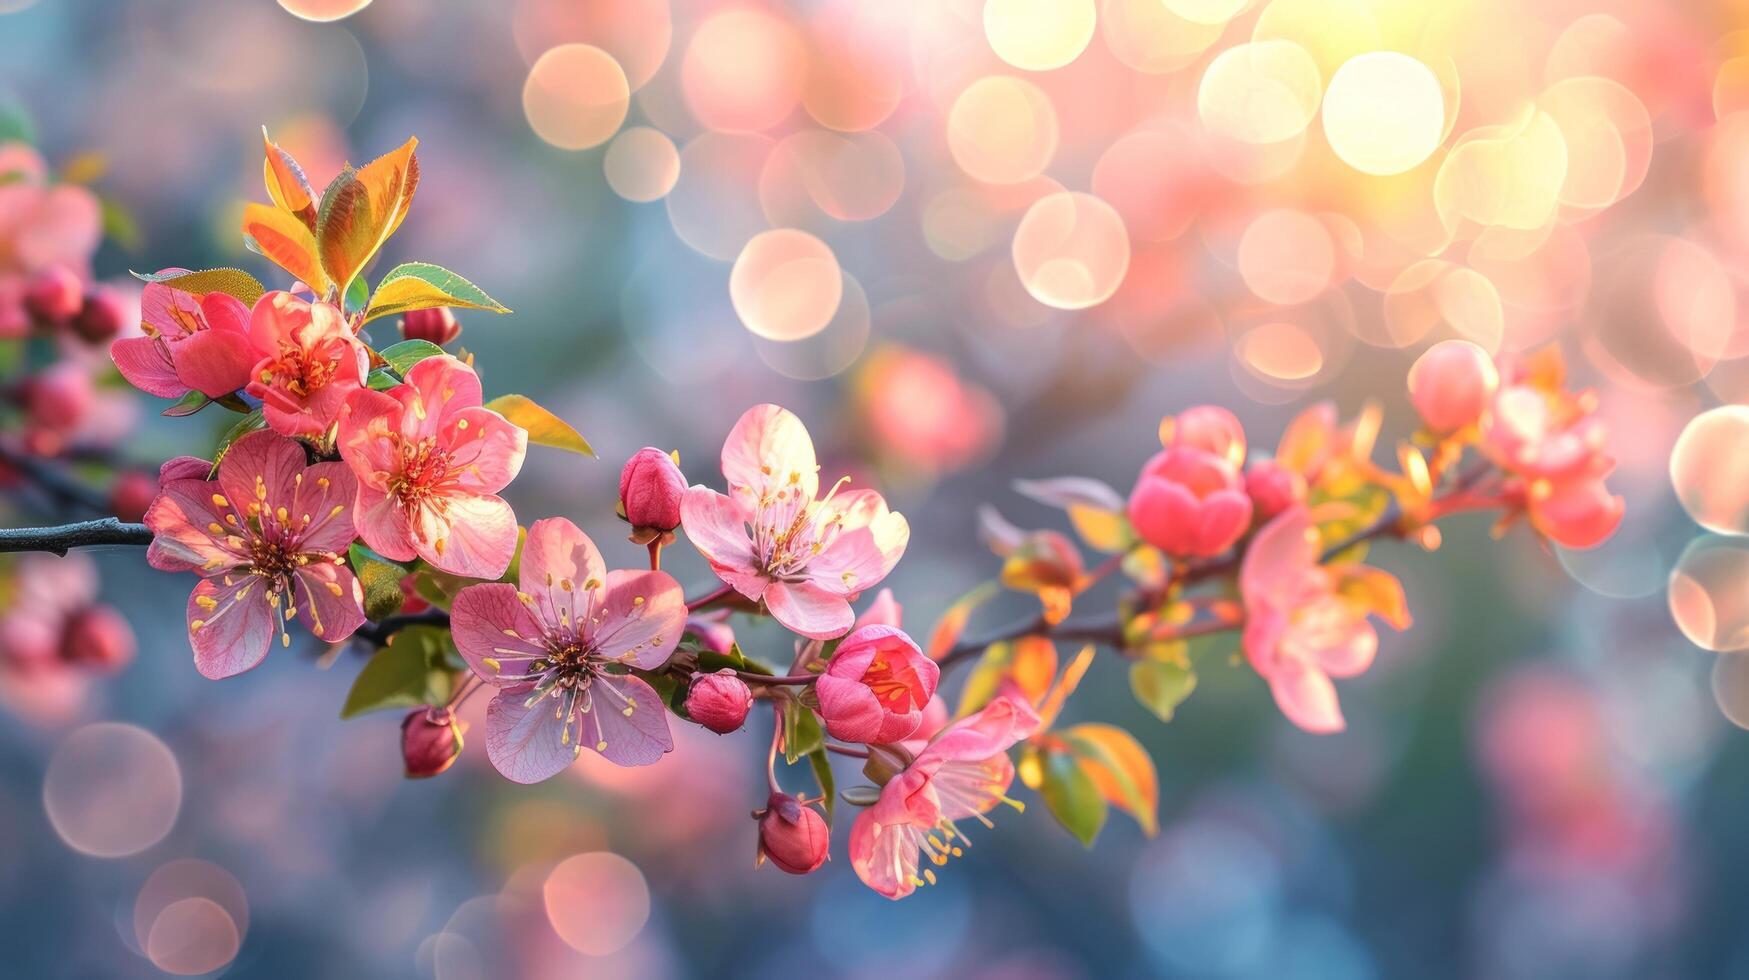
[0,518,152,555]
[0,440,113,517]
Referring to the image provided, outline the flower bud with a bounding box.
[22,362,93,433]
[685,668,753,733]
[401,307,461,346]
[401,707,465,778]
[1127,447,1253,558]
[618,447,685,540]
[1160,405,1247,468]
[757,792,830,874]
[59,605,135,673]
[1408,340,1498,434]
[109,470,159,523]
[69,287,126,344]
[23,265,83,325]
[1244,459,1306,521]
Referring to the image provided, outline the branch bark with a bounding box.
[0,518,152,555]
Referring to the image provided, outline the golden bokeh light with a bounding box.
[522,44,630,151]
[1321,52,1446,176]
[948,76,1061,185]
[1163,0,1247,25]
[759,130,906,227]
[543,852,651,955]
[1099,0,1223,74]
[1670,536,1749,653]
[1672,406,1749,535]
[510,0,672,90]
[682,7,804,133]
[802,1,908,131]
[1011,191,1131,310]
[1237,209,1335,305]
[1236,320,1324,382]
[1197,40,1323,145]
[730,228,845,340]
[984,0,1098,72]
[1434,109,1569,234]
[145,898,242,976]
[276,0,370,22]
[666,132,775,260]
[603,126,680,202]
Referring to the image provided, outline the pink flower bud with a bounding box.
[401,307,461,346]
[757,792,830,874]
[816,625,939,744]
[401,707,465,778]
[23,265,83,324]
[1526,472,1624,549]
[22,362,93,433]
[618,447,686,537]
[109,471,159,523]
[59,605,135,673]
[69,287,126,344]
[1408,340,1498,434]
[1127,447,1254,558]
[1244,459,1306,521]
[685,668,753,733]
[1161,405,1247,468]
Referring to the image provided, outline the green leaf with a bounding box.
[1060,724,1158,835]
[363,261,510,323]
[208,409,266,477]
[807,747,835,823]
[131,267,266,306]
[1035,745,1107,846]
[782,699,823,764]
[1129,658,1197,723]
[368,338,446,388]
[485,394,594,457]
[341,624,456,719]
[344,272,370,315]
[162,390,212,418]
[100,199,142,252]
[349,543,408,621]
[0,103,35,145]
[840,785,881,807]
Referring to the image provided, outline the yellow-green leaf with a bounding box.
[484,394,594,457]
[133,267,266,306]
[1130,658,1197,723]
[1031,744,1107,846]
[956,635,1058,718]
[243,202,328,294]
[363,262,510,322]
[1060,723,1158,835]
[314,137,420,296]
[341,625,455,719]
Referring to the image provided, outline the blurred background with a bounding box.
[1,0,1747,976]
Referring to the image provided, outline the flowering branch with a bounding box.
[0,518,152,555]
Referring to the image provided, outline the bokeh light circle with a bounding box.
[43,722,181,858]
[510,0,672,91]
[666,132,775,260]
[984,0,1097,72]
[752,271,871,380]
[682,8,804,132]
[542,852,650,955]
[730,229,844,341]
[1670,536,1749,652]
[277,0,370,22]
[1100,0,1223,74]
[1164,0,1247,25]
[134,859,250,955]
[604,127,680,202]
[1011,191,1131,310]
[1713,653,1749,729]
[1671,406,1749,535]
[947,76,1060,185]
[145,898,241,976]
[1321,52,1445,176]
[522,44,630,150]
[1197,40,1322,145]
[1237,209,1334,305]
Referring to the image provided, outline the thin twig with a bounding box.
[0,440,113,517]
[0,518,152,555]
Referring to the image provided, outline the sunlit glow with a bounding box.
[522,44,631,150]
[1321,52,1445,176]
[948,76,1061,185]
[1672,406,1749,535]
[730,228,844,340]
[984,0,1097,72]
[1197,40,1322,145]
[277,0,370,22]
[604,127,680,202]
[1011,191,1131,310]
[1236,321,1324,382]
[1670,536,1749,652]
[682,7,804,133]
[510,0,672,90]
[1237,209,1334,306]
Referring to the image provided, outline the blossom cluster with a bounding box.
[24,133,1625,903]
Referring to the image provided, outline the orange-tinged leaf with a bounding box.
[483,394,593,457]
[261,127,316,228]
[956,635,1059,717]
[1276,401,1336,476]
[927,581,998,660]
[1061,722,1159,835]
[357,136,420,243]
[242,202,328,294]
[315,137,420,295]
[1036,643,1095,730]
[1333,565,1412,630]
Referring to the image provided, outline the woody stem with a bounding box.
[0,518,152,555]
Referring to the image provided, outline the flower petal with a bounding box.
[289,461,358,554]
[171,326,258,398]
[679,486,763,596]
[583,674,674,767]
[145,478,243,573]
[404,353,484,422]
[111,336,187,399]
[353,485,417,563]
[216,430,307,521]
[721,403,818,501]
[589,569,685,669]
[187,574,276,679]
[765,579,854,640]
[485,687,577,784]
[293,562,365,642]
[337,387,411,491]
[450,582,551,686]
[442,406,527,494]
[1268,660,1345,734]
[517,517,606,623]
[414,493,519,579]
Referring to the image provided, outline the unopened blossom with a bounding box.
[815,625,939,744]
[337,354,527,579]
[1238,507,1409,734]
[1408,340,1498,434]
[69,286,126,344]
[401,306,461,346]
[245,291,369,437]
[757,792,830,874]
[23,264,82,323]
[619,447,686,542]
[144,431,366,678]
[1160,405,1246,468]
[849,692,1040,899]
[681,404,910,639]
[449,518,684,782]
[111,272,256,400]
[1127,446,1253,558]
[401,707,465,778]
[685,609,736,656]
[109,470,159,523]
[685,669,753,733]
[0,142,100,332]
[1244,458,1306,521]
[0,553,101,671]
[59,606,134,672]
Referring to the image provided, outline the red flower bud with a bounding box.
[23,265,83,325]
[1408,340,1498,434]
[757,792,830,874]
[59,605,135,673]
[1244,459,1306,521]
[618,447,685,539]
[22,362,93,433]
[401,307,461,346]
[685,668,752,733]
[401,707,465,778]
[109,470,159,523]
[69,287,126,344]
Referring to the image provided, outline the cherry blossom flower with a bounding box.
[1238,506,1409,733]
[1480,355,1623,550]
[680,404,909,639]
[336,354,527,579]
[1127,446,1253,558]
[143,430,366,678]
[449,517,685,782]
[849,691,1040,899]
[815,625,939,744]
[245,291,369,437]
[1159,404,1247,468]
[111,272,255,400]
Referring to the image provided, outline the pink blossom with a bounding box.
[1244,458,1305,520]
[245,291,369,437]
[0,142,100,329]
[1238,507,1409,733]
[111,271,256,400]
[680,404,910,639]
[449,517,685,782]
[849,692,1040,899]
[336,354,527,579]
[0,553,99,672]
[1126,447,1253,558]
[1160,405,1247,468]
[1481,383,1623,549]
[143,430,366,678]
[1408,340,1498,434]
[401,306,461,346]
[815,625,939,744]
